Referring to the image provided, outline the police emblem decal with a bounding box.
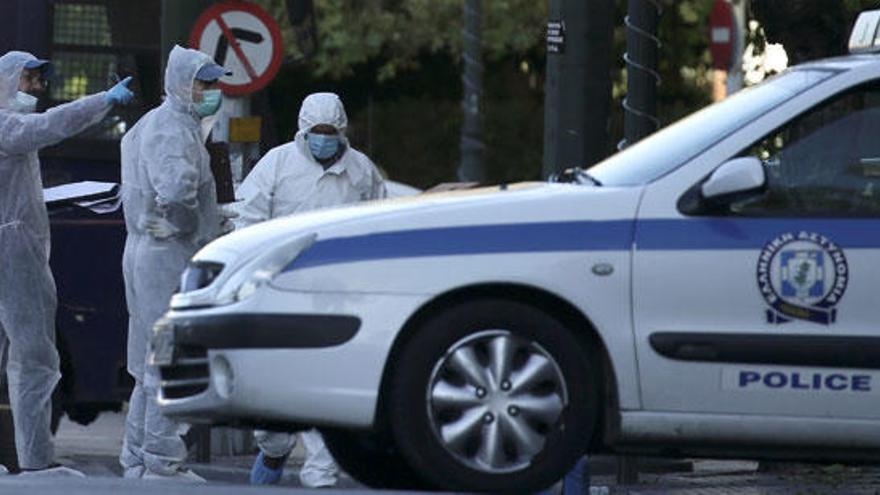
[756,232,848,325]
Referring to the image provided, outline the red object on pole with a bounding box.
[709,0,734,70]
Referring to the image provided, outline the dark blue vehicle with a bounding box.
[45,155,130,425]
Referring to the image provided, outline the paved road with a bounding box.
[0,477,392,495]
[1,413,876,494]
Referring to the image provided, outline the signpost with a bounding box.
[710,0,734,70]
[709,0,736,101]
[189,1,283,96]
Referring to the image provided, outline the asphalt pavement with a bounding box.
[0,412,876,494]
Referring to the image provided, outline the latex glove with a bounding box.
[219,206,239,235]
[104,76,134,105]
[143,216,178,240]
[219,206,239,220]
[249,452,285,485]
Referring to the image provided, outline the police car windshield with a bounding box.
[588,69,837,186]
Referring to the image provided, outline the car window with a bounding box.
[719,82,880,217]
[588,69,836,187]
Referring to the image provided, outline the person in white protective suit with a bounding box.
[119,45,231,482]
[0,51,132,477]
[236,92,386,487]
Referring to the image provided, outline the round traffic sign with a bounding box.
[189,1,283,96]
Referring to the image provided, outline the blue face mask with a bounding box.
[307,133,340,160]
[194,89,222,117]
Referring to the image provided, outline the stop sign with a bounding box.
[709,0,734,70]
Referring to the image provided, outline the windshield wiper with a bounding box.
[549,167,602,186]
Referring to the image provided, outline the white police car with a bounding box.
[157,12,880,492]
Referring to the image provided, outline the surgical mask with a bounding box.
[307,133,340,160]
[10,91,37,113]
[194,89,222,118]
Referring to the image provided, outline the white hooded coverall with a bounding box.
[236,92,386,487]
[0,51,112,469]
[119,45,221,477]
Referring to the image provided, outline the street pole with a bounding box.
[542,0,591,179]
[458,0,484,183]
[727,0,746,95]
[618,0,661,483]
[622,0,661,148]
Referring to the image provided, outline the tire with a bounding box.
[388,299,598,492]
[322,428,427,490]
[64,404,100,426]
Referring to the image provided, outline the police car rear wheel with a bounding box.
[389,298,598,492]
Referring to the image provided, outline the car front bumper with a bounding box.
[155,288,427,429]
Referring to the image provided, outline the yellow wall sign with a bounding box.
[229,117,262,143]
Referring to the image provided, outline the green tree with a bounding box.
[751,0,875,64]
[250,0,730,187]
[252,0,546,80]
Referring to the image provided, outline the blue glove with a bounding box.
[104,76,134,105]
[249,452,285,485]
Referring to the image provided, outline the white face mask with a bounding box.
[10,91,38,113]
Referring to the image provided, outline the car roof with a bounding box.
[795,53,880,72]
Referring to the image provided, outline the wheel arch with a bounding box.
[374,282,619,451]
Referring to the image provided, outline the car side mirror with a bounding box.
[702,157,766,200]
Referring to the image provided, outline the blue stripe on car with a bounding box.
[283,218,880,272]
[286,220,635,271]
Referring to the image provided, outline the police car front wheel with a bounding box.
[388,298,599,492]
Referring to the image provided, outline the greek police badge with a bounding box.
[756,232,848,325]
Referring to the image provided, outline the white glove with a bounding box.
[143,217,178,240]
[219,206,239,235]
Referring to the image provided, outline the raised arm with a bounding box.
[0,93,111,155]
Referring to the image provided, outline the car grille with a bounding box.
[159,344,209,399]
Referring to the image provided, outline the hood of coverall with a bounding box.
[0,51,38,110]
[164,45,216,114]
[296,92,349,140]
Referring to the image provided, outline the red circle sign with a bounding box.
[189,1,283,96]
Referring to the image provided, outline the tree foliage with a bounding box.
[250,0,788,186]
[751,0,876,64]
[252,0,546,81]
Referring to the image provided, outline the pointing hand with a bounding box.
[105,76,134,105]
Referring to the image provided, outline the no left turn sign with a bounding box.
[189,1,283,96]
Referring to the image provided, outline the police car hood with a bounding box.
[195,182,642,264]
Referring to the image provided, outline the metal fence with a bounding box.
[49,0,161,140]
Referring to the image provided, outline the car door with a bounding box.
[632,80,880,421]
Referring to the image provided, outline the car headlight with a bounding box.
[179,261,225,293]
[214,233,317,305]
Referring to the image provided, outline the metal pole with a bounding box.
[458,0,484,183]
[543,0,611,178]
[726,0,746,95]
[621,0,661,148]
